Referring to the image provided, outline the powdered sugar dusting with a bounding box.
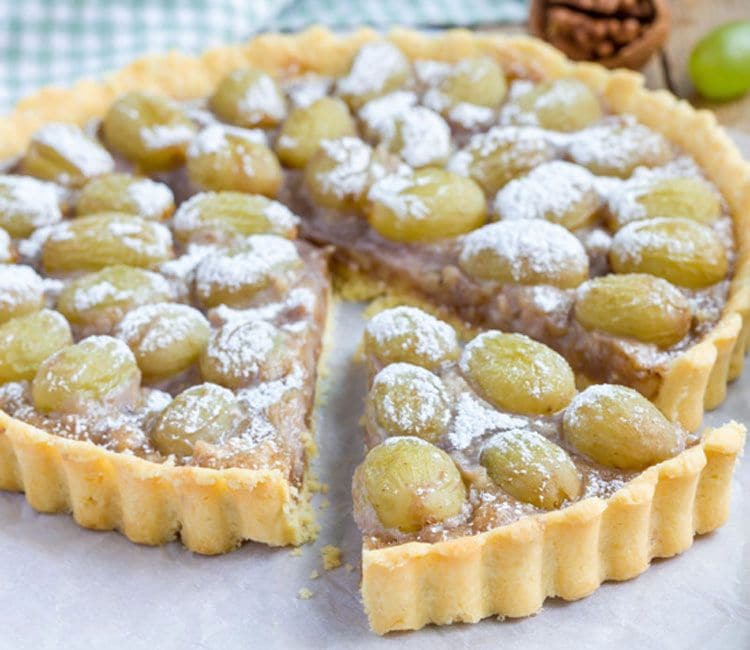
[383,107,451,168]
[188,124,268,158]
[126,177,174,218]
[606,162,715,227]
[31,123,114,179]
[139,122,195,150]
[0,264,43,311]
[236,72,287,124]
[204,319,279,382]
[448,125,555,176]
[448,393,526,449]
[448,102,495,129]
[0,228,11,261]
[610,217,701,265]
[367,172,429,221]
[567,116,673,174]
[337,41,409,98]
[312,137,373,200]
[358,91,418,140]
[459,221,588,282]
[0,175,63,231]
[494,160,598,221]
[366,306,458,364]
[115,302,209,355]
[372,363,450,434]
[194,234,299,297]
[285,74,333,108]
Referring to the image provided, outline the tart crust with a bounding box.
[0,410,316,553]
[362,421,745,633]
[0,28,746,625]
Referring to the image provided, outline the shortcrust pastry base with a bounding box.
[362,421,745,634]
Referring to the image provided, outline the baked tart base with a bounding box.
[361,421,745,633]
[0,410,316,553]
[0,27,747,633]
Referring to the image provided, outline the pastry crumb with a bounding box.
[297,588,314,600]
[308,473,329,494]
[321,544,342,570]
[319,497,330,510]
[310,569,320,580]
[344,563,354,573]
[290,547,303,557]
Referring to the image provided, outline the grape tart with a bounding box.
[0,27,747,633]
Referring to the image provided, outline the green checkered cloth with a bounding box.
[0,0,528,111]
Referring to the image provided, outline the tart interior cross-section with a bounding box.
[0,29,746,633]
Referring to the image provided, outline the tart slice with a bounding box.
[0,184,330,554]
[356,306,746,633]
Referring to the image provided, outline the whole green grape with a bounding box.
[689,21,750,101]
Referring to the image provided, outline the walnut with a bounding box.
[529,0,670,69]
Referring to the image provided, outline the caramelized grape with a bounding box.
[461,331,576,415]
[382,107,451,168]
[448,126,555,195]
[563,384,682,470]
[480,429,582,509]
[151,383,242,458]
[360,436,465,533]
[102,92,196,172]
[200,319,287,388]
[32,336,140,413]
[42,214,174,273]
[430,57,507,111]
[367,168,486,242]
[505,79,601,132]
[609,176,722,230]
[493,160,601,230]
[21,123,114,188]
[367,363,452,442]
[276,97,357,168]
[76,173,175,221]
[567,118,673,178]
[0,264,44,324]
[57,265,172,333]
[574,274,691,348]
[187,125,282,196]
[209,68,288,128]
[0,309,73,381]
[193,234,301,309]
[115,302,210,380]
[337,41,410,109]
[173,191,298,245]
[303,137,376,210]
[458,220,589,289]
[610,217,728,289]
[0,175,63,237]
[363,306,459,370]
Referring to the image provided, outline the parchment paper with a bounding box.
[2,137,749,650]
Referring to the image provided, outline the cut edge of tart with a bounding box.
[360,420,745,634]
[0,278,334,554]
[0,25,747,632]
